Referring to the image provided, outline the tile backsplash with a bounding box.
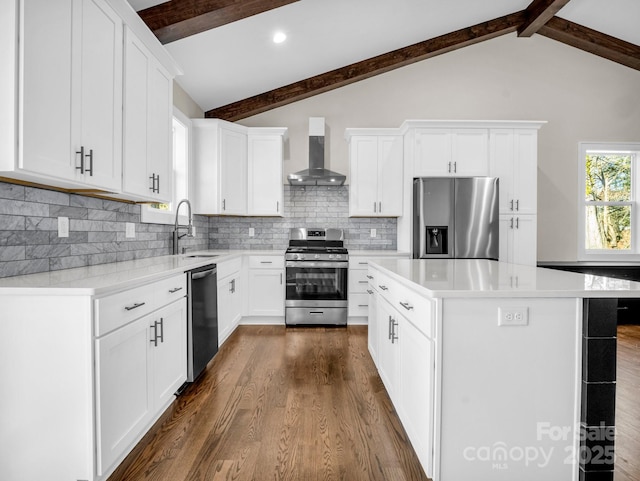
[208,185,397,250]
[0,181,397,279]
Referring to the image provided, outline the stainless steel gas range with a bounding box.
[285,228,348,326]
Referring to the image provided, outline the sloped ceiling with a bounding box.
[128,0,640,121]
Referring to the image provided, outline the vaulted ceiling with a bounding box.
[128,0,640,121]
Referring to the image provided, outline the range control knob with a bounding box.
[336,254,342,259]
[329,254,335,259]
[297,254,305,260]
[314,254,320,259]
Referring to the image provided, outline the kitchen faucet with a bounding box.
[173,199,193,255]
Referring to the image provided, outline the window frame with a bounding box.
[141,107,192,226]
[578,141,640,261]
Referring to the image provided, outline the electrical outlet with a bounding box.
[57,217,69,238]
[498,307,529,326]
[125,222,135,238]
[370,228,376,238]
[249,227,255,237]
[192,225,196,236]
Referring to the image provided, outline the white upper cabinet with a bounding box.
[414,128,489,177]
[248,130,286,216]
[1,0,179,199]
[193,119,287,216]
[122,27,173,202]
[347,131,403,217]
[499,214,537,266]
[489,129,538,215]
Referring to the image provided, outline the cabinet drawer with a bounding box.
[95,283,155,336]
[217,256,242,279]
[349,258,370,270]
[349,269,370,293]
[153,274,187,308]
[349,292,370,317]
[395,288,435,339]
[249,255,284,269]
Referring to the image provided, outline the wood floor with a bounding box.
[615,324,640,481]
[108,325,429,481]
[108,324,640,481]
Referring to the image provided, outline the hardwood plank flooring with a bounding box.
[615,324,640,481]
[108,326,429,481]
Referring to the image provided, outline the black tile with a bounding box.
[579,468,614,481]
[581,382,616,426]
[579,425,615,471]
[582,338,617,382]
[583,299,617,338]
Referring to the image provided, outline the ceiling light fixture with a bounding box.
[273,31,287,44]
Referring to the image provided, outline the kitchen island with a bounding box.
[368,258,637,481]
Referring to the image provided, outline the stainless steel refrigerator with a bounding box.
[413,177,499,259]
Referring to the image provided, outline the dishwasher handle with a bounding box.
[191,267,217,280]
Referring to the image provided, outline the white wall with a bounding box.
[173,81,204,118]
[239,33,640,262]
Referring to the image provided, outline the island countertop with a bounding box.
[369,258,640,298]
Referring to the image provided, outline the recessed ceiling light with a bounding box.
[273,31,287,44]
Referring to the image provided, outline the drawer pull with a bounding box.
[379,285,388,291]
[359,262,367,265]
[367,289,373,294]
[399,301,414,311]
[366,275,373,279]
[124,302,146,311]
[260,261,273,264]
[358,280,368,284]
[169,287,183,294]
[358,304,368,307]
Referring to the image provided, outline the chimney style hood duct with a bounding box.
[287,117,346,186]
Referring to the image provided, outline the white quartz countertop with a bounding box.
[348,250,410,257]
[0,250,282,296]
[370,258,640,298]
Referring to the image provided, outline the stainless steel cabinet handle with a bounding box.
[359,262,368,265]
[158,318,164,343]
[510,199,514,211]
[367,289,373,294]
[150,322,158,347]
[379,285,388,291]
[76,146,85,173]
[230,278,235,293]
[366,275,373,279]
[453,161,457,173]
[260,261,273,264]
[510,217,514,229]
[169,287,183,293]
[86,149,93,176]
[277,201,279,212]
[391,318,399,343]
[358,304,368,307]
[223,199,226,211]
[379,201,382,213]
[358,280,368,284]
[373,202,377,213]
[448,161,451,173]
[280,273,283,284]
[516,217,520,229]
[149,174,156,191]
[388,315,393,339]
[399,301,413,311]
[515,199,519,211]
[124,302,146,311]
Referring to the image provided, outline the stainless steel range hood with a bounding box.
[287,117,346,186]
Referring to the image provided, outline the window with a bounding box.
[141,107,191,225]
[579,142,640,260]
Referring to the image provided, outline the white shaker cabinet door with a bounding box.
[20,0,75,180]
[349,136,379,216]
[248,269,285,316]
[377,135,403,216]
[248,134,283,216]
[219,127,247,215]
[151,299,187,408]
[74,0,123,190]
[95,315,153,476]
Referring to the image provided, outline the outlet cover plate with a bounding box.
[498,307,529,326]
[58,217,69,238]
[125,222,135,238]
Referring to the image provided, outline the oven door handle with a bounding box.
[286,261,348,269]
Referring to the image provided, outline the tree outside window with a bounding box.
[580,143,640,260]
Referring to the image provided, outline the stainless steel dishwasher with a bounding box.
[186,264,218,383]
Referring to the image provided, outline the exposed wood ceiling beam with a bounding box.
[206,11,527,121]
[138,0,300,44]
[538,16,640,71]
[518,0,572,37]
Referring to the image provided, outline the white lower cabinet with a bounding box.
[217,258,243,344]
[246,255,284,317]
[368,264,436,478]
[95,276,187,476]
